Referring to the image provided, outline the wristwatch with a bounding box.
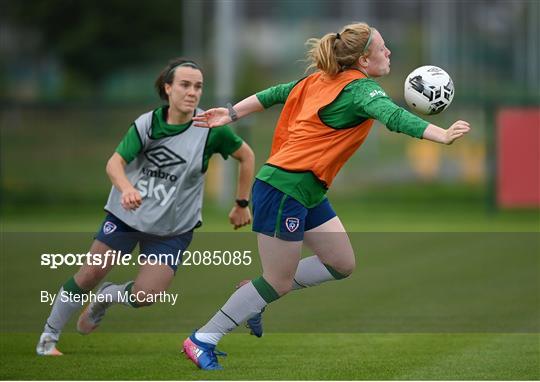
[235,199,249,208]
[226,103,238,122]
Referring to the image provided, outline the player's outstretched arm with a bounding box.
[193,95,264,128]
[106,153,142,210]
[422,120,471,145]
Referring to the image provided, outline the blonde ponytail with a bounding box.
[305,22,373,76]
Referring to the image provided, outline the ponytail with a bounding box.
[305,22,373,76]
[306,33,342,76]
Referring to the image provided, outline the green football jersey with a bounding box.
[254,74,430,208]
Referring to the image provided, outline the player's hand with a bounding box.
[121,187,142,210]
[445,120,471,145]
[228,205,252,230]
[193,108,231,128]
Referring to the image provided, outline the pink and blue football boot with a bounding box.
[182,334,226,371]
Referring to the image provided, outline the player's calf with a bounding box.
[236,279,265,338]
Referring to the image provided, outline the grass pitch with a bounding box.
[1,200,539,380]
[1,333,539,380]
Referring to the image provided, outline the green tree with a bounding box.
[7,0,188,84]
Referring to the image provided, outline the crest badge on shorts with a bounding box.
[285,217,300,233]
[103,221,117,235]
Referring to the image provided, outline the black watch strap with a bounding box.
[235,199,249,208]
[227,103,238,122]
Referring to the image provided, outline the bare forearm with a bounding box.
[228,143,254,230]
[193,95,265,128]
[236,165,254,200]
[235,150,255,200]
[106,153,142,210]
[422,124,448,143]
[422,121,471,145]
[106,153,134,192]
[233,95,265,120]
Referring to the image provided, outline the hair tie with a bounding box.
[336,33,341,40]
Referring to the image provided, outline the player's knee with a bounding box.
[341,257,356,276]
[331,256,356,278]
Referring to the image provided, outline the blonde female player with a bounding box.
[183,23,471,370]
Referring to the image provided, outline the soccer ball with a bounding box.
[404,65,454,115]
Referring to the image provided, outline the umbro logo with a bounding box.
[144,146,186,168]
